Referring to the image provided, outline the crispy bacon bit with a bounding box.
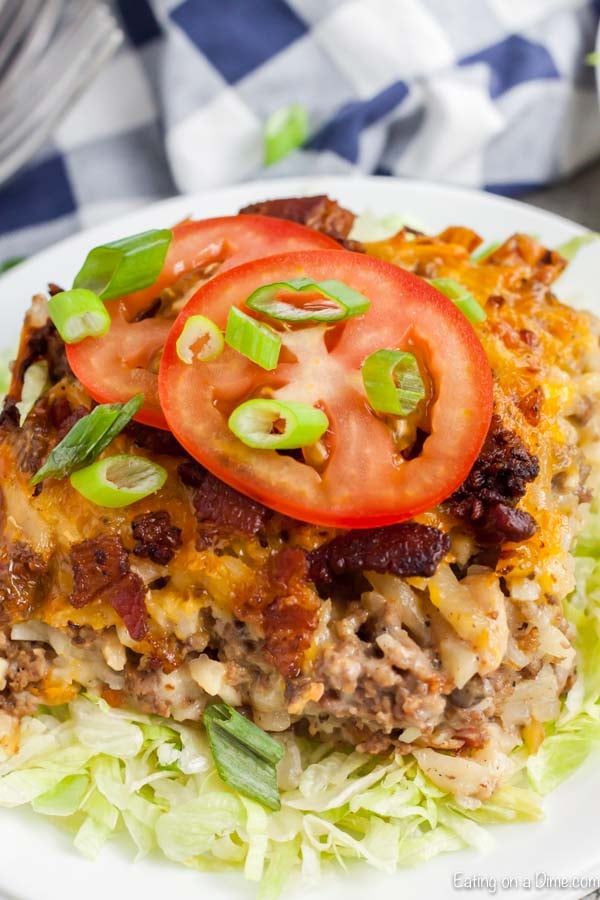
[69,534,147,639]
[13,320,69,390]
[104,572,148,641]
[233,548,318,678]
[477,503,537,544]
[446,415,539,544]
[240,195,356,243]
[70,535,129,608]
[450,415,539,505]
[307,523,451,585]
[179,462,271,537]
[518,387,543,426]
[0,542,48,622]
[131,511,182,565]
[125,421,187,457]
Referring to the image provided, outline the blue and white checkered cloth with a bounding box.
[1,0,599,260]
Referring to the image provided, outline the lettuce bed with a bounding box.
[0,517,598,898]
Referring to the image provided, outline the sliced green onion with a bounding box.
[16,361,50,425]
[70,454,167,508]
[471,241,500,262]
[203,703,283,811]
[362,349,425,417]
[0,256,25,274]
[429,277,486,324]
[225,307,281,371]
[31,395,143,486]
[556,233,599,261]
[229,399,328,450]
[176,315,224,364]
[246,278,370,323]
[264,104,308,167]
[48,289,111,344]
[73,229,172,301]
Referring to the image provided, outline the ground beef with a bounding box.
[69,534,148,640]
[307,522,451,585]
[446,415,540,544]
[240,195,358,245]
[131,511,182,565]
[0,631,54,714]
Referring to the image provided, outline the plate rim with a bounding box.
[0,174,592,298]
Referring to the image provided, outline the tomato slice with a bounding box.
[159,250,493,527]
[66,216,341,428]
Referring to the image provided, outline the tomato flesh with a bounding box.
[159,250,494,527]
[66,216,341,428]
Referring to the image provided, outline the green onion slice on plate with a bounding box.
[264,103,309,167]
[48,289,111,344]
[73,229,172,301]
[203,703,284,810]
[362,349,425,417]
[229,399,329,450]
[225,307,281,371]
[430,277,486,324]
[176,315,224,364]
[555,234,599,261]
[31,395,143,486]
[246,278,370,323]
[70,454,167,508]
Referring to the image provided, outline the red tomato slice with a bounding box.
[159,250,493,527]
[66,216,341,428]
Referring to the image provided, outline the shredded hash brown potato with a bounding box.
[1,198,599,812]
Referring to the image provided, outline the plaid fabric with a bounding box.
[0,0,599,260]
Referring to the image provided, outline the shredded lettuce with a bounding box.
[349,211,427,242]
[0,694,543,893]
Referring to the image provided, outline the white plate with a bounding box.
[1,177,600,900]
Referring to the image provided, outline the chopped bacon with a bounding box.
[125,421,188,457]
[70,534,148,639]
[179,462,271,537]
[103,572,148,641]
[233,548,318,678]
[446,415,539,544]
[518,387,544,427]
[12,319,69,392]
[239,195,356,243]
[0,541,47,622]
[307,523,450,585]
[131,511,182,565]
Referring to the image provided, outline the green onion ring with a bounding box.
[73,229,172,301]
[362,349,425,417]
[70,454,167,508]
[228,399,328,450]
[225,307,281,370]
[48,289,111,344]
[246,278,370,323]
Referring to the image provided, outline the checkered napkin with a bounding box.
[1,0,599,261]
